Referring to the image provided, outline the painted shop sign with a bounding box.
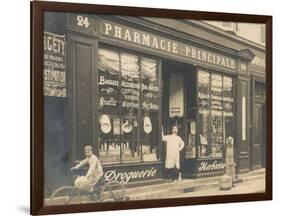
[104,166,159,184]
[100,21,237,70]
[198,160,225,172]
[249,55,266,73]
[251,56,265,68]
[43,31,66,97]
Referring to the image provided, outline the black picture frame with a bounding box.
[31,1,272,215]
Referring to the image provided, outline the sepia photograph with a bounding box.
[43,11,266,204]
[31,1,272,214]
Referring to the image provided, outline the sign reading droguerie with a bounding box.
[103,165,161,184]
[100,21,237,70]
[43,31,66,97]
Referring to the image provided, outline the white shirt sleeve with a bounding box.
[75,158,88,169]
[162,135,168,142]
[179,137,185,151]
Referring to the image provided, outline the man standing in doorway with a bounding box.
[162,125,185,182]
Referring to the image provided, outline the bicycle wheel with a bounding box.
[47,186,81,205]
[100,180,126,202]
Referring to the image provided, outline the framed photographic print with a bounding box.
[31,1,272,215]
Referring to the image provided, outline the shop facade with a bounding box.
[43,12,266,192]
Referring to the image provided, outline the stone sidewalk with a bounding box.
[127,168,265,200]
[166,176,265,198]
[45,168,265,205]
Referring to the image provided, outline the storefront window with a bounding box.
[210,74,223,158]
[98,48,160,164]
[141,58,160,162]
[98,49,120,164]
[223,77,234,117]
[185,120,196,158]
[198,71,210,157]
[198,70,234,158]
[254,82,266,99]
[223,76,234,151]
[120,53,141,162]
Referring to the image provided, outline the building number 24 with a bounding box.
[77,15,90,28]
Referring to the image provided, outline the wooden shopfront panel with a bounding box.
[237,78,250,172]
[251,80,266,169]
[252,103,263,169]
[68,34,95,160]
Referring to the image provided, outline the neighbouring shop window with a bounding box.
[98,47,160,164]
[254,82,266,100]
[198,70,234,158]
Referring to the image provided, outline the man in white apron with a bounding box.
[162,125,185,182]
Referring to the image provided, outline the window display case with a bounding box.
[198,71,210,157]
[141,58,160,162]
[210,74,223,158]
[185,120,196,158]
[98,47,160,164]
[197,70,234,159]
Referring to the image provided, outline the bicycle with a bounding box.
[47,174,126,205]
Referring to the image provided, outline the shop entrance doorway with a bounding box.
[252,102,266,169]
[161,60,197,178]
[162,60,197,139]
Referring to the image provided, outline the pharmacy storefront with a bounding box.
[43,12,264,192]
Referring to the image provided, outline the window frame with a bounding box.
[197,69,235,159]
[97,45,162,165]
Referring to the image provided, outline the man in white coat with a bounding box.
[162,125,185,182]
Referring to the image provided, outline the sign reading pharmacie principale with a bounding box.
[100,21,237,70]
